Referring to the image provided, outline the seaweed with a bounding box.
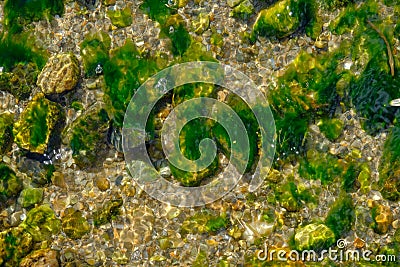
[139,0,176,24]
[80,31,111,77]
[161,14,191,56]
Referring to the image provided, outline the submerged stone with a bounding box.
[294,223,336,251]
[230,0,254,19]
[0,113,14,154]
[93,198,123,226]
[192,13,210,34]
[0,162,22,198]
[37,53,80,95]
[252,0,316,39]
[21,205,61,242]
[107,6,133,28]
[20,248,59,267]
[371,204,393,234]
[13,94,64,154]
[0,226,33,266]
[19,188,44,208]
[318,118,344,141]
[64,106,109,168]
[62,209,90,239]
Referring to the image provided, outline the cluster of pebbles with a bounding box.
[0,0,399,266]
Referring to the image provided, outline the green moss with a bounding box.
[318,118,344,141]
[103,40,159,126]
[0,163,22,198]
[0,113,14,154]
[0,226,33,266]
[252,0,317,39]
[107,6,133,28]
[80,31,111,77]
[62,209,90,239]
[13,94,64,154]
[4,0,64,33]
[19,188,44,208]
[93,199,123,226]
[161,14,191,56]
[325,193,355,238]
[21,205,61,242]
[378,124,400,201]
[230,0,254,19]
[68,108,110,168]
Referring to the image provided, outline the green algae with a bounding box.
[0,163,22,199]
[181,211,229,235]
[341,163,359,192]
[323,0,355,10]
[230,0,254,19]
[192,13,210,34]
[318,118,344,141]
[103,40,158,126]
[140,0,176,24]
[277,181,316,212]
[93,199,123,226]
[4,0,64,33]
[107,6,133,28]
[13,94,64,154]
[325,193,355,238]
[80,31,111,77]
[68,107,110,168]
[21,205,61,242]
[294,223,336,251]
[0,113,14,155]
[19,188,44,208]
[161,14,191,56]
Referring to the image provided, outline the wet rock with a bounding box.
[227,0,243,7]
[0,113,14,155]
[107,6,133,28]
[62,209,90,239]
[371,204,393,234]
[230,0,254,19]
[0,226,33,266]
[0,63,39,100]
[318,118,344,141]
[13,94,64,154]
[0,162,22,198]
[20,248,59,267]
[95,176,110,191]
[252,0,316,39]
[37,53,80,95]
[93,198,123,226]
[63,106,109,168]
[192,13,210,34]
[294,223,336,251]
[21,205,61,242]
[19,188,44,208]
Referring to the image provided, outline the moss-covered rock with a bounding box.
[318,118,344,141]
[107,6,133,28]
[161,14,191,56]
[80,31,111,77]
[181,211,229,235]
[13,94,64,154]
[0,226,33,266]
[37,53,80,95]
[19,188,44,208]
[294,223,336,251]
[0,113,14,154]
[64,106,109,168]
[93,198,123,226]
[230,0,254,19]
[20,248,59,267]
[0,62,39,101]
[62,209,90,239]
[0,162,22,198]
[252,0,316,39]
[325,193,355,238]
[21,205,61,242]
[192,13,210,34]
[103,40,158,126]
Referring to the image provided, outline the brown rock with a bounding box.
[20,248,59,267]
